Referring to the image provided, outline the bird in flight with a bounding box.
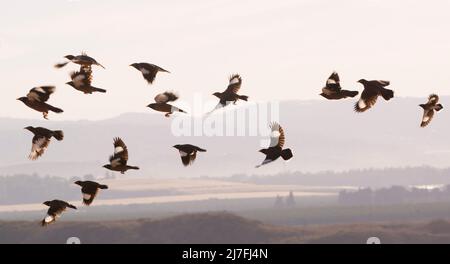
[256,123,293,168]
[25,126,64,160]
[212,74,248,111]
[354,79,394,112]
[147,91,187,117]
[130,63,170,85]
[173,144,207,166]
[41,200,77,226]
[55,52,105,69]
[75,181,109,206]
[17,86,63,120]
[419,94,444,127]
[320,72,359,100]
[66,65,106,94]
[103,137,139,174]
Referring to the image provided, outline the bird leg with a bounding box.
[43,112,49,120]
[165,112,172,118]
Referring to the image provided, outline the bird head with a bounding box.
[24,126,34,132]
[419,104,426,109]
[130,63,138,69]
[358,79,368,84]
[17,97,27,103]
[173,145,181,150]
[66,81,75,87]
[212,92,222,98]
[43,201,51,206]
[74,181,83,186]
[103,164,112,170]
[259,149,268,154]
[64,55,75,60]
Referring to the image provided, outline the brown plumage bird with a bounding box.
[147,91,187,117]
[25,126,64,160]
[55,52,105,69]
[17,86,63,119]
[103,137,139,174]
[66,65,106,94]
[354,79,394,112]
[420,94,444,127]
[212,74,248,110]
[75,181,108,206]
[130,63,170,84]
[41,200,77,226]
[256,123,293,168]
[173,144,207,166]
[320,72,359,100]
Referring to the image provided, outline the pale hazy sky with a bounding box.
[1,0,450,120]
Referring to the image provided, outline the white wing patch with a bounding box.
[83,193,92,200]
[44,215,54,223]
[179,151,188,157]
[35,87,45,93]
[114,146,124,154]
[358,99,367,109]
[327,79,337,85]
[269,124,281,147]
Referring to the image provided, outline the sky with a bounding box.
[1,0,450,120]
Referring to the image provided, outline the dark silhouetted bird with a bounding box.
[256,123,293,168]
[55,52,105,69]
[130,63,170,84]
[212,74,248,110]
[173,144,206,166]
[17,86,63,119]
[354,79,394,112]
[103,137,139,174]
[420,94,444,127]
[320,72,359,100]
[25,126,64,160]
[66,65,106,94]
[147,91,187,117]
[75,181,108,206]
[41,200,77,226]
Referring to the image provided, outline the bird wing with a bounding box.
[179,150,196,166]
[27,86,56,102]
[110,137,128,164]
[428,94,439,104]
[324,71,341,92]
[82,185,99,205]
[421,109,435,127]
[154,92,179,103]
[269,123,285,148]
[354,88,379,112]
[139,64,159,84]
[224,74,242,94]
[29,136,50,160]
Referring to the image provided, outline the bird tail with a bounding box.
[96,63,106,69]
[48,105,64,113]
[68,204,77,210]
[158,67,170,73]
[342,90,359,98]
[54,62,69,69]
[99,184,109,190]
[91,86,107,93]
[127,166,140,170]
[436,104,444,112]
[281,149,293,161]
[52,130,64,141]
[195,147,207,152]
[239,95,249,101]
[381,88,394,101]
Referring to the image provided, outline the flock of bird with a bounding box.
[15,52,443,226]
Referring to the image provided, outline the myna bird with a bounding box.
[354,79,394,112]
[74,181,108,206]
[66,65,106,94]
[320,72,359,100]
[25,126,64,160]
[17,86,63,119]
[41,200,77,226]
[103,137,139,174]
[173,144,206,166]
[256,123,293,168]
[55,52,105,69]
[130,63,170,84]
[212,74,248,109]
[147,91,187,117]
[420,94,444,127]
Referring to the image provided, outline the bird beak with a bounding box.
[16,98,20,100]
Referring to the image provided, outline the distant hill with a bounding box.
[2,212,450,244]
[0,97,449,178]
